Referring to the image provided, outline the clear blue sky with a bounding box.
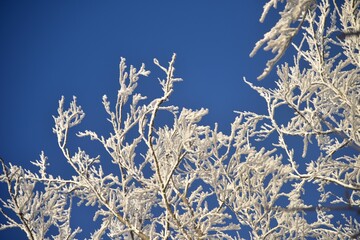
[0,1,294,238]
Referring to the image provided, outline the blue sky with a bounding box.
[0,0,297,238]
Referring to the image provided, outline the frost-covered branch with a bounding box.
[251,0,317,80]
[1,0,359,238]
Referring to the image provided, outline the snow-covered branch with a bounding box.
[1,0,359,238]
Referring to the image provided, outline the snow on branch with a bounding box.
[1,0,359,239]
[251,0,316,80]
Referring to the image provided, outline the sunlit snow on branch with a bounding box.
[1,0,359,239]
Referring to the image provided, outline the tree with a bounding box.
[1,0,359,239]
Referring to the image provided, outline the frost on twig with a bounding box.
[251,0,316,80]
[1,0,359,238]
[0,157,81,240]
[243,0,359,237]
